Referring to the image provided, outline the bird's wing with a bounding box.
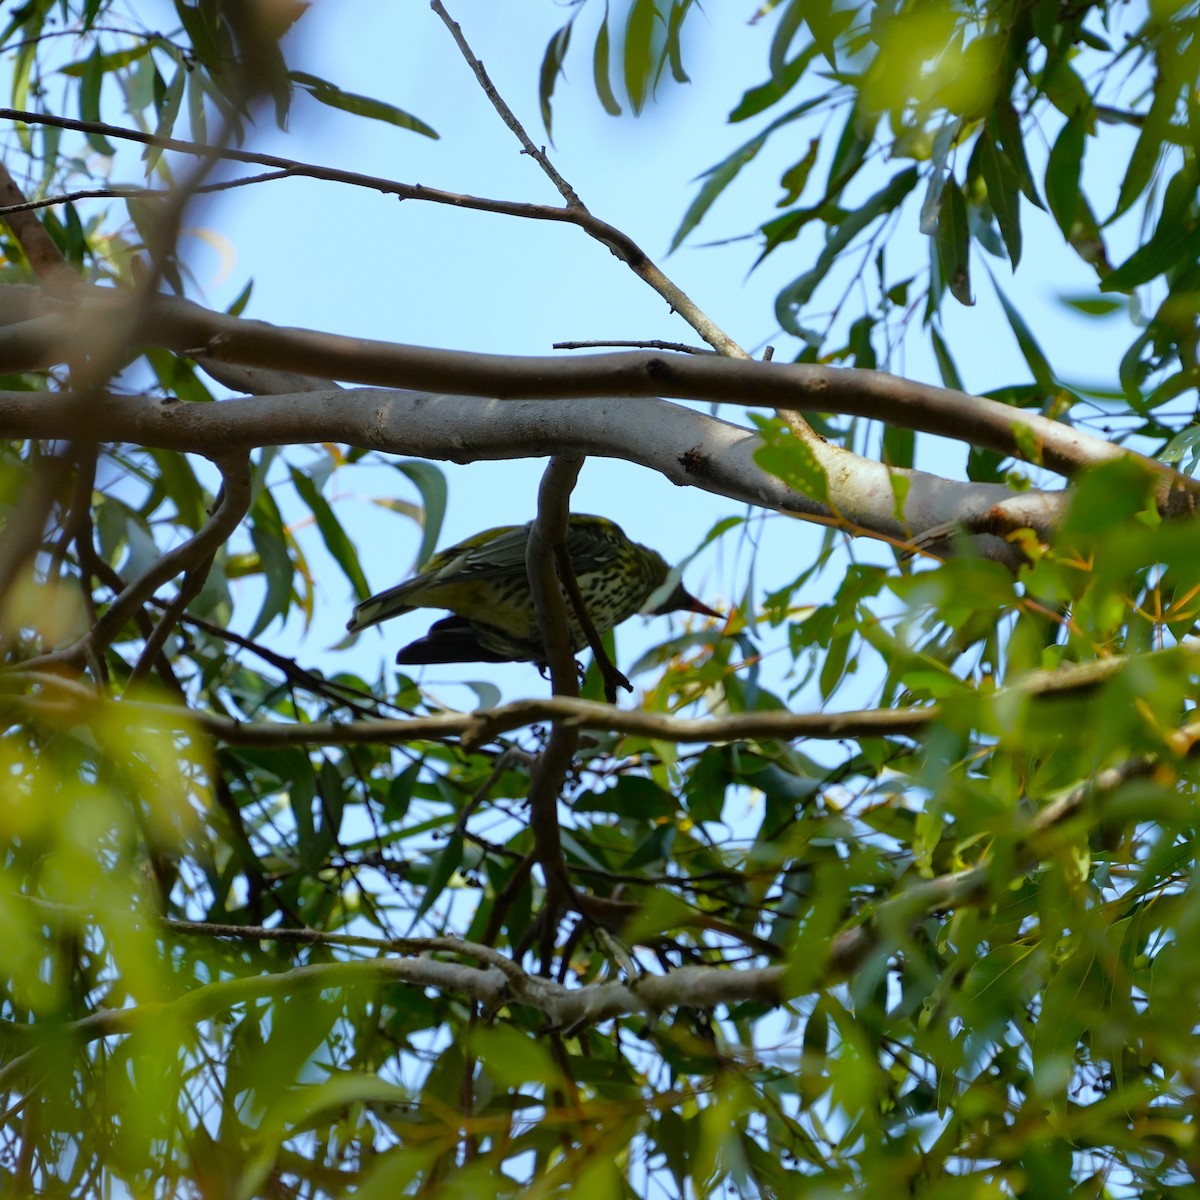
[443,517,622,580]
[561,517,623,575]
[435,524,535,580]
[346,524,526,632]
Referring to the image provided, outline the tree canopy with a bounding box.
[2,1,1200,1196]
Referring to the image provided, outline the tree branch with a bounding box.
[8,648,1166,750]
[0,284,1165,487]
[524,455,585,962]
[0,382,1072,559]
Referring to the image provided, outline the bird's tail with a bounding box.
[347,584,417,633]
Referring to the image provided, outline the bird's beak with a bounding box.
[647,581,722,621]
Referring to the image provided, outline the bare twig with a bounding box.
[554,339,715,355]
[552,542,632,702]
[430,1,583,209]
[528,455,585,697]
[0,283,1166,493]
[0,161,78,293]
[0,171,298,217]
[425,7,766,371]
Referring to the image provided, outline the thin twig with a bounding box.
[552,542,631,702]
[422,10,764,367]
[527,454,585,696]
[554,339,715,355]
[0,160,79,293]
[430,1,583,209]
[0,171,298,217]
[5,679,936,747]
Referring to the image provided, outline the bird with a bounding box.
[347,514,720,666]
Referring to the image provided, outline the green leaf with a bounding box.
[779,138,819,206]
[409,834,463,929]
[624,0,656,115]
[592,4,621,116]
[930,324,964,391]
[1101,225,1200,293]
[80,46,117,156]
[392,460,447,569]
[682,747,729,823]
[574,776,676,819]
[1044,111,1088,239]
[61,43,151,77]
[1110,82,1172,223]
[1043,59,1092,119]
[768,0,806,83]
[993,279,1055,392]
[536,21,572,138]
[289,71,437,139]
[1059,294,1124,316]
[976,134,1022,268]
[991,105,1042,207]
[674,96,823,252]
[730,41,820,122]
[825,107,875,198]
[937,178,973,306]
[753,420,829,504]
[671,133,768,252]
[147,62,187,172]
[247,520,296,639]
[666,0,692,84]
[290,466,370,601]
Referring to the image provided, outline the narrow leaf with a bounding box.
[930,325,964,391]
[392,460,448,569]
[937,178,973,305]
[624,0,656,114]
[1111,81,1171,222]
[409,835,463,929]
[290,71,437,138]
[671,133,767,252]
[993,280,1055,392]
[1045,112,1088,239]
[991,105,1042,207]
[80,46,117,156]
[666,0,692,84]
[977,134,1022,267]
[536,23,572,137]
[1101,225,1200,293]
[730,41,819,122]
[775,168,918,329]
[290,467,371,601]
[592,4,621,116]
